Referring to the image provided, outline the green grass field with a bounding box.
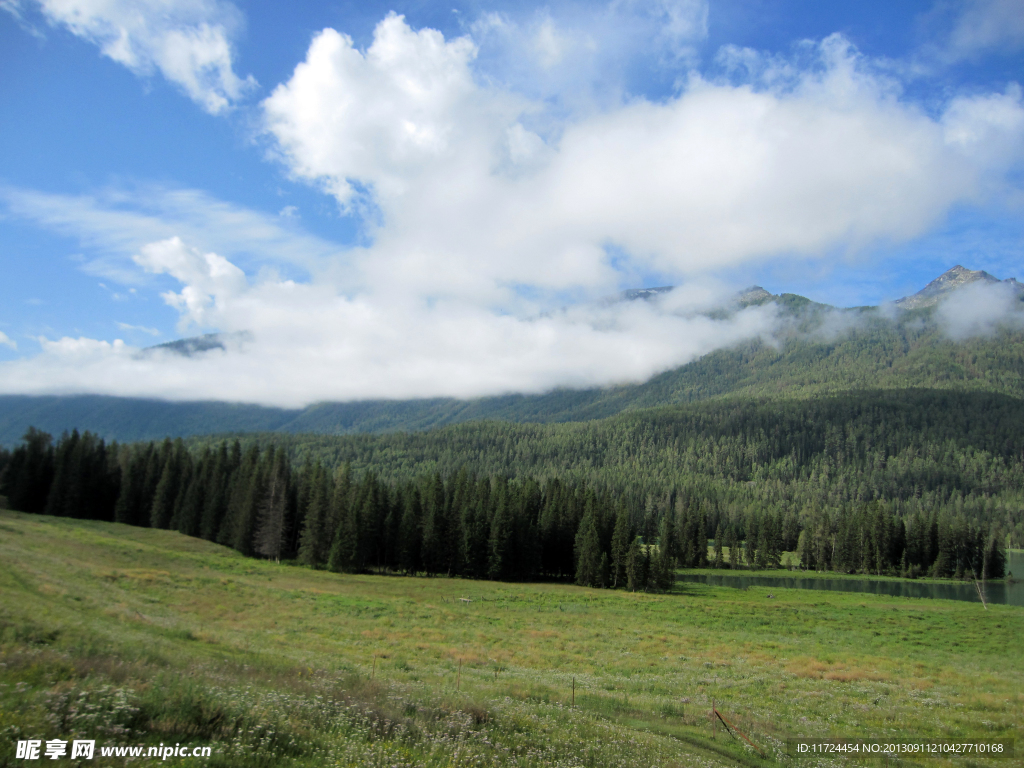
[1,509,1021,767]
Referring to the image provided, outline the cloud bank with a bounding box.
[937,280,1024,340]
[0,236,781,406]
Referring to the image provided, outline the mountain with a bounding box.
[894,265,1023,309]
[143,331,252,357]
[2,267,1023,446]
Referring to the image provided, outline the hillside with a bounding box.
[194,388,1024,549]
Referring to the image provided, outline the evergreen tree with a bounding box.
[232,460,265,557]
[1,427,54,514]
[461,477,490,579]
[398,484,423,574]
[420,473,452,575]
[255,447,290,560]
[487,481,513,580]
[797,528,813,569]
[575,511,604,588]
[199,443,230,541]
[713,523,724,568]
[175,460,206,537]
[727,526,740,569]
[610,502,632,587]
[625,536,645,591]
[298,464,331,568]
[150,440,185,529]
[329,474,368,573]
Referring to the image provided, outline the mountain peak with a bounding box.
[736,285,773,306]
[895,265,1017,310]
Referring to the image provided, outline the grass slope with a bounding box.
[1,510,1021,767]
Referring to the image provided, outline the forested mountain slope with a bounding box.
[3,388,1018,584]
[187,388,1024,547]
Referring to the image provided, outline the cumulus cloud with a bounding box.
[937,280,1024,339]
[132,236,247,331]
[0,331,17,350]
[5,0,256,113]
[265,19,1024,304]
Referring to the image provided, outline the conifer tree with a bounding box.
[150,440,184,529]
[625,536,644,591]
[574,511,604,588]
[232,459,265,557]
[1,427,54,514]
[797,528,812,569]
[398,483,423,574]
[114,447,149,526]
[44,429,80,518]
[487,483,513,581]
[420,473,450,575]
[298,464,331,568]
[175,459,206,537]
[199,443,230,541]
[610,502,632,587]
[329,474,367,573]
[255,447,290,560]
[727,526,740,569]
[168,454,193,532]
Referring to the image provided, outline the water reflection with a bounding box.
[678,551,1024,607]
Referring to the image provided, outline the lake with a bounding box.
[678,550,1024,607]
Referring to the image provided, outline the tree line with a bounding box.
[1,421,1007,584]
[188,389,1024,552]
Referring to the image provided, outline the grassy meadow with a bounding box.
[1,509,1021,767]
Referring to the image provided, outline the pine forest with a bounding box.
[1,388,1015,589]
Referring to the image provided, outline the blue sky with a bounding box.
[0,0,1022,405]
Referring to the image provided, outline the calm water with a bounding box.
[677,551,1024,607]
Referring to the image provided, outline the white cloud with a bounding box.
[0,331,17,350]
[3,11,1024,408]
[942,83,1024,171]
[0,241,781,406]
[947,0,1024,59]
[0,184,344,285]
[264,20,1024,306]
[937,280,1024,339]
[263,14,504,208]
[6,0,256,113]
[468,0,707,109]
[116,322,161,336]
[132,236,246,331]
